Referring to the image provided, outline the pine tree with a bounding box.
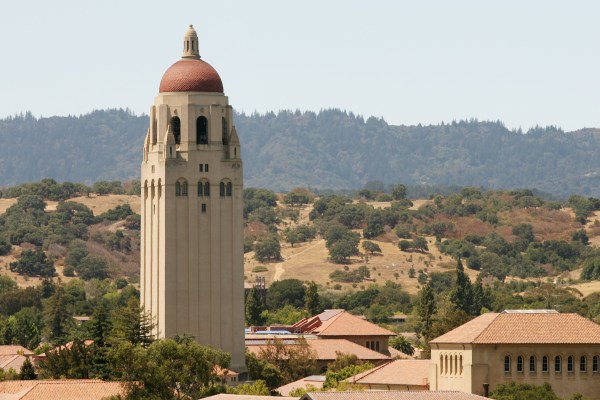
[19,357,36,380]
[245,287,266,326]
[304,281,322,316]
[90,301,112,347]
[451,258,474,315]
[417,284,436,341]
[43,285,72,345]
[112,297,154,347]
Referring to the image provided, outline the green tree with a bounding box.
[389,335,415,356]
[255,337,317,384]
[254,235,281,262]
[490,381,561,400]
[304,281,322,316]
[266,279,305,310]
[246,351,284,389]
[284,229,301,248]
[417,284,436,341]
[37,339,92,379]
[43,285,73,345]
[9,250,55,277]
[11,307,43,349]
[245,287,266,326]
[450,259,475,315]
[399,240,411,251]
[392,184,407,200]
[283,190,312,206]
[76,254,109,280]
[19,357,36,380]
[413,236,429,252]
[361,241,381,255]
[111,297,155,348]
[0,238,11,256]
[228,379,270,395]
[110,339,230,400]
[572,229,589,245]
[329,238,360,263]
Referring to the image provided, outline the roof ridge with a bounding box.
[316,311,344,335]
[470,312,500,343]
[15,381,38,399]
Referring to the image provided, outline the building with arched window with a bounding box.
[140,25,244,373]
[429,310,600,399]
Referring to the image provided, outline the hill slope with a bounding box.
[2,109,600,197]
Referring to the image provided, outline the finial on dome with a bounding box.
[182,24,200,60]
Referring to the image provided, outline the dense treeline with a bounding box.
[3,109,600,197]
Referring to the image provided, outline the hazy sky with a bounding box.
[1,1,599,131]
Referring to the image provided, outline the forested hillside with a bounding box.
[2,109,600,198]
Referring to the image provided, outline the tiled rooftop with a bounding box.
[0,379,123,400]
[430,311,600,344]
[294,310,396,337]
[301,391,488,399]
[345,359,430,387]
[204,395,297,400]
[276,375,326,396]
[246,338,391,361]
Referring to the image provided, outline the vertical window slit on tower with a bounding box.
[197,116,208,144]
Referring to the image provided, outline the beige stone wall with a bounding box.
[141,91,245,372]
[357,383,428,391]
[431,343,600,399]
[430,344,474,393]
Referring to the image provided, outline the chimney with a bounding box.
[482,383,490,398]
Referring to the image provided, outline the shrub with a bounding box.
[252,266,268,273]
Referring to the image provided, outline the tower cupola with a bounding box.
[159,25,224,93]
[182,25,200,60]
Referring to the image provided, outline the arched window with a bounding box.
[454,355,458,375]
[175,181,181,197]
[171,116,181,145]
[197,116,208,144]
[568,355,574,372]
[226,182,232,196]
[530,356,536,372]
[517,356,523,372]
[220,182,225,197]
[222,117,228,145]
[198,181,203,197]
[542,356,549,372]
[204,181,210,197]
[504,355,511,373]
[440,355,444,374]
[445,355,448,375]
[581,356,587,372]
[181,181,188,196]
[593,356,599,372]
[555,355,561,373]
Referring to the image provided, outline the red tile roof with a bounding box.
[159,59,223,93]
[430,311,600,344]
[246,338,390,362]
[276,375,325,397]
[204,395,297,400]
[301,391,488,399]
[345,360,430,387]
[0,346,33,356]
[0,379,123,400]
[294,310,396,337]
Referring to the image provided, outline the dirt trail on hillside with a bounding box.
[272,242,320,281]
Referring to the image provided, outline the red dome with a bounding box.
[159,59,223,93]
